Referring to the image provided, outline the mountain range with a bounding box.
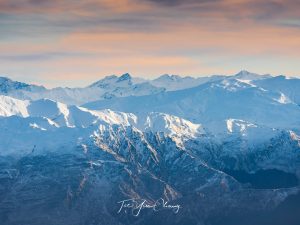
[0,70,300,225]
[0,70,275,105]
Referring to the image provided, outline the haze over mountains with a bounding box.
[0,70,300,225]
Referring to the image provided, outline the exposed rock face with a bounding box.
[0,124,299,225]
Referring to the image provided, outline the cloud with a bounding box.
[0,52,95,61]
[0,0,300,86]
[1,0,299,29]
[0,0,151,14]
[144,0,200,6]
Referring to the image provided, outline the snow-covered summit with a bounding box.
[117,73,132,82]
[89,73,144,88]
[88,75,119,88]
[150,74,204,91]
[0,76,45,94]
[232,70,271,80]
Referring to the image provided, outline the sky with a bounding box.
[0,0,300,87]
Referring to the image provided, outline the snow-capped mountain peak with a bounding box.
[0,76,45,94]
[117,73,132,82]
[88,75,118,88]
[151,74,203,91]
[232,70,271,80]
[154,74,182,81]
[89,73,144,89]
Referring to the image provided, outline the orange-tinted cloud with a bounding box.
[0,0,151,14]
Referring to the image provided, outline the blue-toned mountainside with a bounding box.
[0,71,300,225]
[0,77,46,93]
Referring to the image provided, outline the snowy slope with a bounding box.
[0,95,29,117]
[254,75,300,105]
[0,95,206,154]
